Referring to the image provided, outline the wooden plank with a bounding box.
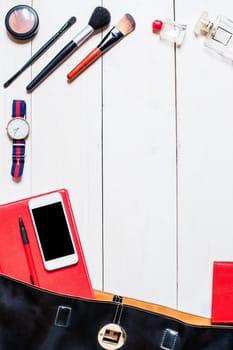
[176,1,233,316]
[102,0,177,307]
[0,0,33,201]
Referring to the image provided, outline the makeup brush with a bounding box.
[67,14,136,81]
[26,6,111,92]
[4,16,76,88]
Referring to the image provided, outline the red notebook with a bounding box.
[0,189,93,299]
[212,261,233,323]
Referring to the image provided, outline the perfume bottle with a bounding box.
[194,11,233,61]
[152,18,187,47]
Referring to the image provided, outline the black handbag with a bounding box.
[0,273,233,350]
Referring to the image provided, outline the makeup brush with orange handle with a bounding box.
[67,13,136,81]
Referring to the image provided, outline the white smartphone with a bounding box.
[28,192,78,271]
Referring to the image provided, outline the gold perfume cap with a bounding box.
[194,11,212,36]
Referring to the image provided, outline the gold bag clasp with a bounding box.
[98,323,127,350]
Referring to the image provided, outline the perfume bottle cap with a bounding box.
[152,19,163,32]
[194,11,212,36]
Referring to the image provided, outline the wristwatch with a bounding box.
[6,99,30,178]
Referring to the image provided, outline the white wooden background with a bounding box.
[1,0,233,318]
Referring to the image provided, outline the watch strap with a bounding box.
[11,139,25,178]
[12,99,26,117]
[11,100,26,178]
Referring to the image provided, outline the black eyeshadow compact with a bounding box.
[5,4,39,40]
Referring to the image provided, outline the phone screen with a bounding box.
[31,202,75,261]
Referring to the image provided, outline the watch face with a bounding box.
[7,118,29,140]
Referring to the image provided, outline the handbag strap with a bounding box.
[93,289,211,326]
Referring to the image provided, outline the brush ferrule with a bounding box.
[98,27,124,51]
[73,25,94,46]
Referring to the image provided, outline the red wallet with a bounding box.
[211,261,233,323]
[0,189,93,299]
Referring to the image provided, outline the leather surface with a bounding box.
[212,261,233,323]
[0,274,233,349]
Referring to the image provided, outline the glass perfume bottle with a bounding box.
[194,11,233,61]
[152,18,187,47]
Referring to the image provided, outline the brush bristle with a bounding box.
[115,14,136,36]
[88,6,111,30]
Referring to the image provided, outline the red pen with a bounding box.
[19,216,39,286]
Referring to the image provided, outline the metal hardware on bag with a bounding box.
[54,306,72,327]
[98,323,127,350]
[160,328,178,350]
[112,295,123,303]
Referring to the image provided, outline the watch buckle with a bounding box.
[12,155,25,162]
[12,143,25,147]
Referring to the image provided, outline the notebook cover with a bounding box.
[211,261,233,323]
[0,189,93,299]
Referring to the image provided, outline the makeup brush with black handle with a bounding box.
[26,6,111,92]
[4,16,76,88]
[67,14,136,81]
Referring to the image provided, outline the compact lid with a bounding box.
[5,4,39,40]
